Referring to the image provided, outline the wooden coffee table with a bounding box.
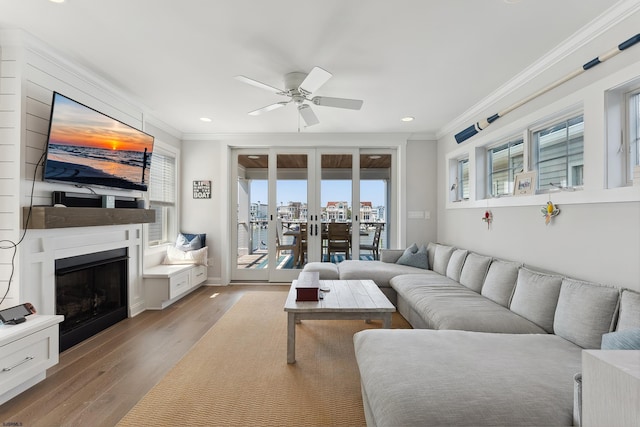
[284,279,395,364]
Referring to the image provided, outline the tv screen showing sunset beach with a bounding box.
[43,92,155,191]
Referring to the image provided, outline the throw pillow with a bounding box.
[617,290,640,330]
[175,233,203,251]
[164,245,208,265]
[601,328,640,350]
[396,244,429,269]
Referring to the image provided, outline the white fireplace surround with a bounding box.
[20,224,145,318]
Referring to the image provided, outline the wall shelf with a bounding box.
[24,207,155,229]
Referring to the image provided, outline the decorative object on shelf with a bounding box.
[193,180,211,199]
[454,33,640,143]
[482,210,493,229]
[514,172,536,196]
[541,201,560,225]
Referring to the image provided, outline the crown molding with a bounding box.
[437,0,640,141]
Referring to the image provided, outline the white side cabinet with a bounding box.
[0,315,64,405]
[144,264,207,309]
[582,350,640,427]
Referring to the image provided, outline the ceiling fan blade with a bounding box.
[235,75,284,94]
[312,96,363,110]
[248,102,289,116]
[298,104,319,127]
[299,66,332,95]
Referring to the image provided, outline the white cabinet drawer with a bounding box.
[168,271,191,299]
[0,326,58,393]
[190,265,207,286]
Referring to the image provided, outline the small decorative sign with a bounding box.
[513,172,537,196]
[193,180,211,199]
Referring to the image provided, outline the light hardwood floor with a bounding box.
[0,284,288,427]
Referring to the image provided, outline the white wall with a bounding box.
[0,29,177,313]
[436,12,640,292]
[405,140,438,245]
[180,134,437,284]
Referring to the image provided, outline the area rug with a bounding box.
[117,291,410,426]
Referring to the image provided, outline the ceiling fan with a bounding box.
[235,66,363,127]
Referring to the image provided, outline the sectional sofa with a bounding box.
[303,243,640,426]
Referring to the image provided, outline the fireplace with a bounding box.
[55,248,128,352]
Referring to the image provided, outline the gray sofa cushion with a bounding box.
[481,259,521,307]
[379,249,404,264]
[338,260,428,288]
[445,249,468,282]
[601,328,640,349]
[617,289,640,330]
[553,278,620,349]
[427,242,437,271]
[354,329,581,427]
[302,262,339,279]
[510,268,562,333]
[458,252,492,293]
[432,244,455,275]
[396,244,429,269]
[390,274,547,333]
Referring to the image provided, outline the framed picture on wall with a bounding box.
[513,172,536,196]
[193,180,211,199]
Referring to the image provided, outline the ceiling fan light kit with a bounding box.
[235,66,363,128]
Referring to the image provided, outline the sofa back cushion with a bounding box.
[445,249,468,282]
[427,242,437,271]
[432,244,455,275]
[458,253,492,293]
[481,260,522,307]
[616,289,640,330]
[509,268,563,333]
[553,279,620,349]
[396,244,429,269]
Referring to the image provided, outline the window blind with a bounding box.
[149,153,176,203]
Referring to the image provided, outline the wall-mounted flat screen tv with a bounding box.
[43,92,155,191]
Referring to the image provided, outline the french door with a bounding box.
[231,147,392,282]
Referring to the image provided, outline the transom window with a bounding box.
[487,138,524,197]
[628,89,640,178]
[532,114,584,191]
[457,158,469,200]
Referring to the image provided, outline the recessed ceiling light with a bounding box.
[199,117,212,122]
[401,116,414,122]
[248,155,260,160]
[369,155,382,160]
[49,0,65,3]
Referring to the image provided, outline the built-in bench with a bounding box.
[143,263,207,309]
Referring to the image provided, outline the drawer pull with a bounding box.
[2,356,34,372]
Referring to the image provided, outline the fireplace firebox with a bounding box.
[55,248,128,352]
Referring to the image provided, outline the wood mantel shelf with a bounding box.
[24,206,155,229]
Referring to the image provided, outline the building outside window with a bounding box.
[148,151,176,245]
[532,114,584,191]
[488,138,524,197]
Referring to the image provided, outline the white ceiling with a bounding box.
[0,0,623,137]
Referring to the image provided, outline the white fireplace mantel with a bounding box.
[20,224,146,318]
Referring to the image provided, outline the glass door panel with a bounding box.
[359,153,391,260]
[320,153,353,263]
[234,153,270,281]
[274,153,308,271]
